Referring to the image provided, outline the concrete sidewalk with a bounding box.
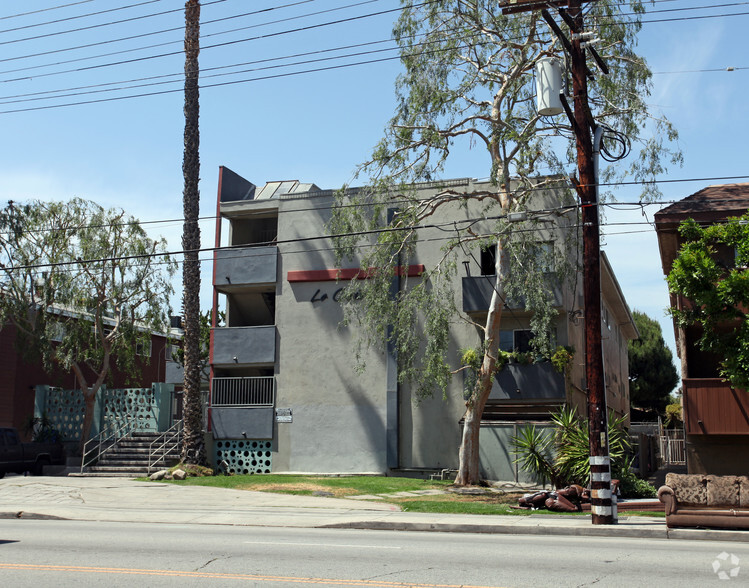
[0,475,746,543]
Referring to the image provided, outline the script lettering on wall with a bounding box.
[310,287,361,304]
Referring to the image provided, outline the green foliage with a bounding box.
[664,401,683,428]
[459,346,484,398]
[0,199,176,440]
[23,414,65,444]
[330,1,679,483]
[172,310,223,381]
[330,1,679,402]
[510,424,565,488]
[379,1,679,197]
[628,311,680,414]
[666,214,749,389]
[551,345,575,373]
[614,457,658,498]
[513,406,632,489]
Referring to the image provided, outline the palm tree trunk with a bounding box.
[181,0,206,465]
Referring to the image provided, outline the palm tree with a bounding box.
[180,0,206,465]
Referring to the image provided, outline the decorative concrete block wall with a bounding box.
[214,439,272,474]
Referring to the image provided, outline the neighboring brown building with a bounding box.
[654,183,749,474]
[0,322,174,440]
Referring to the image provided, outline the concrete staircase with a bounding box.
[76,431,181,477]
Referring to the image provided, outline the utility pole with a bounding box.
[567,0,613,526]
[503,0,613,524]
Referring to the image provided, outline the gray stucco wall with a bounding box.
[214,246,277,287]
[273,198,389,473]
[479,423,554,483]
[212,326,276,366]
[213,178,633,475]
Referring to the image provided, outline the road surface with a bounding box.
[0,519,746,587]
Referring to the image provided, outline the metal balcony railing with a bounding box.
[211,376,275,406]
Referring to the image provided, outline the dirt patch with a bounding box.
[390,491,524,506]
[243,482,355,498]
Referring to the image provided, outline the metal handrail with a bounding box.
[80,418,136,473]
[148,419,183,473]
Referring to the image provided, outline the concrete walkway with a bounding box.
[0,475,746,543]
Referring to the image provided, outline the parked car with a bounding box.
[0,427,64,477]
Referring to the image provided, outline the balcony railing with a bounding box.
[211,376,276,407]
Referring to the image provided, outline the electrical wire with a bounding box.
[0,1,97,22]
[0,0,742,83]
[0,0,229,47]
[3,173,749,239]
[2,184,748,274]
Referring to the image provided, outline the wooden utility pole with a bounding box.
[567,0,612,525]
[503,0,613,524]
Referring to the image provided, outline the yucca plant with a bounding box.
[511,424,568,488]
[513,406,632,488]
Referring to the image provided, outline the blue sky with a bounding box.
[0,0,747,366]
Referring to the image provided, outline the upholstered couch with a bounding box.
[658,473,749,529]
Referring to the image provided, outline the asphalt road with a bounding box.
[1,519,747,587]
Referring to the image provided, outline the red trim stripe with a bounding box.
[287,265,425,283]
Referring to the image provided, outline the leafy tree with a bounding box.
[180,0,206,465]
[0,199,176,450]
[664,396,683,428]
[627,310,679,415]
[331,1,680,484]
[666,214,749,390]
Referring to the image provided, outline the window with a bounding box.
[513,330,533,353]
[136,339,152,357]
[49,322,66,342]
[499,329,533,353]
[535,241,554,272]
[480,245,496,276]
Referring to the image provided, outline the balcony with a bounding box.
[212,326,276,366]
[214,246,277,292]
[210,376,276,439]
[462,276,562,314]
[683,378,749,435]
[489,362,565,401]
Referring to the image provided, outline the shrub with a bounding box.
[512,405,631,489]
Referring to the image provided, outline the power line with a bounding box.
[0,0,230,47]
[1,0,740,82]
[0,36,397,102]
[0,1,164,36]
[0,207,711,276]
[2,173,748,237]
[0,5,745,112]
[0,0,386,69]
[0,1,97,22]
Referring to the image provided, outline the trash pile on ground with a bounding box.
[516,484,592,512]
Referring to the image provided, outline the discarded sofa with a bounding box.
[658,473,749,529]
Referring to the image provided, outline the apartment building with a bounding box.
[208,167,636,480]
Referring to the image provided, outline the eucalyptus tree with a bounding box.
[0,199,176,450]
[331,1,680,485]
[180,0,206,465]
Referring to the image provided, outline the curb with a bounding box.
[322,520,749,542]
